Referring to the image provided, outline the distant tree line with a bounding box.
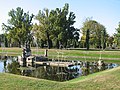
[1,3,120,50]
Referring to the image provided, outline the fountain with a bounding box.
[17,34,48,67]
[0,33,118,81]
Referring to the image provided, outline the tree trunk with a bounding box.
[56,39,59,49]
[18,41,21,48]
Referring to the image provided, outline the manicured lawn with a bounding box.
[0,66,120,90]
[0,47,120,64]
[0,47,120,90]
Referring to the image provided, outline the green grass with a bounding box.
[0,47,120,64]
[0,47,120,90]
[0,66,120,90]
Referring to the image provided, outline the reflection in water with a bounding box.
[7,60,20,74]
[0,57,119,82]
[19,65,81,81]
[3,60,7,72]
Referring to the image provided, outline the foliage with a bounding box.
[34,8,52,49]
[107,36,114,47]
[86,29,90,50]
[33,3,80,49]
[2,7,34,47]
[7,61,20,74]
[81,19,108,49]
[114,22,120,47]
[1,5,119,49]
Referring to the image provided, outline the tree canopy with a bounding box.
[2,7,34,47]
[114,22,120,47]
[1,4,119,49]
[33,3,79,49]
[81,19,108,49]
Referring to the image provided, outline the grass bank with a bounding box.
[0,47,120,64]
[0,66,120,90]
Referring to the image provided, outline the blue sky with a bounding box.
[0,0,120,36]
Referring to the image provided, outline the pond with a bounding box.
[0,56,119,82]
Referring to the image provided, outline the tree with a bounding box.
[101,27,108,49]
[34,3,79,49]
[114,22,120,47]
[34,8,52,49]
[73,28,80,48]
[0,34,8,47]
[86,29,90,50]
[50,3,79,48]
[81,19,107,49]
[2,7,34,47]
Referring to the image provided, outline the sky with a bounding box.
[0,0,120,36]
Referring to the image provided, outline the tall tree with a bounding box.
[108,36,114,48]
[114,22,120,47]
[2,7,34,47]
[86,29,90,50]
[35,8,52,49]
[50,3,79,48]
[0,33,9,47]
[101,26,108,49]
[34,3,79,49]
[81,19,107,49]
